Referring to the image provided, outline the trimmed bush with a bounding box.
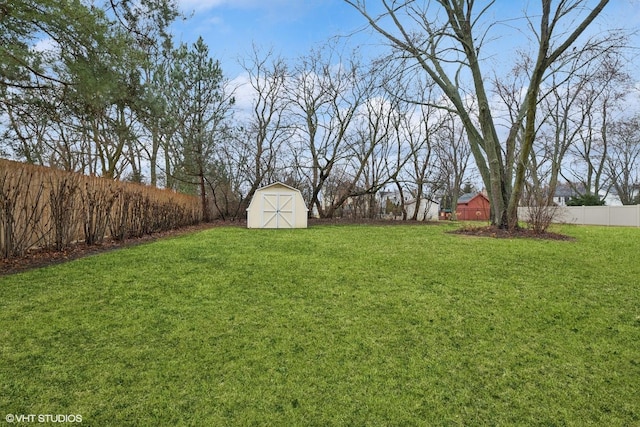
[0,159,202,258]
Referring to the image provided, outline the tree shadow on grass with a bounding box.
[0,222,235,276]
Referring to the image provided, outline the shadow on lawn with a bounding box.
[0,222,235,276]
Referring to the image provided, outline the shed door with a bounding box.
[262,193,294,228]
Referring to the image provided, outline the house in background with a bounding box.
[553,183,581,206]
[553,183,623,206]
[378,189,440,220]
[456,192,490,221]
[377,190,402,217]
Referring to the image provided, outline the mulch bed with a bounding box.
[451,225,574,241]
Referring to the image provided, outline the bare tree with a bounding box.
[345,0,610,230]
[606,115,640,205]
[347,89,398,218]
[237,46,293,205]
[209,126,251,220]
[289,46,374,218]
[382,66,444,220]
[561,50,629,202]
[531,54,588,205]
[433,110,472,220]
[4,88,57,166]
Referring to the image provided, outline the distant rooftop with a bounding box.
[554,183,586,197]
[457,193,476,204]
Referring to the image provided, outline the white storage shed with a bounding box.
[246,182,308,228]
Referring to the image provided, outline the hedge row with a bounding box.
[0,159,202,258]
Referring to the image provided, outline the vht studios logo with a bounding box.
[5,414,83,423]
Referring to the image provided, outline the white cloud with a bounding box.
[228,73,256,121]
[203,15,232,33]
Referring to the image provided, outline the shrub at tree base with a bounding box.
[0,159,202,258]
[522,191,559,234]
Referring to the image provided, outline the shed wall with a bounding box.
[247,183,308,228]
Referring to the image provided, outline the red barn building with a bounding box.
[456,192,490,221]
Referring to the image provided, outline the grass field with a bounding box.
[1,223,639,426]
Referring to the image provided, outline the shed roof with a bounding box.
[457,193,476,204]
[255,181,302,193]
[457,192,489,205]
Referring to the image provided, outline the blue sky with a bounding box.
[171,0,369,76]
[170,0,640,80]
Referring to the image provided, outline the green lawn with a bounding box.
[1,223,639,426]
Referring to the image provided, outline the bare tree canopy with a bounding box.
[345,0,611,229]
[5,0,638,224]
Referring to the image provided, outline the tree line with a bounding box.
[2,0,639,227]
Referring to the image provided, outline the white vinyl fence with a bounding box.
[518,205,640,227]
